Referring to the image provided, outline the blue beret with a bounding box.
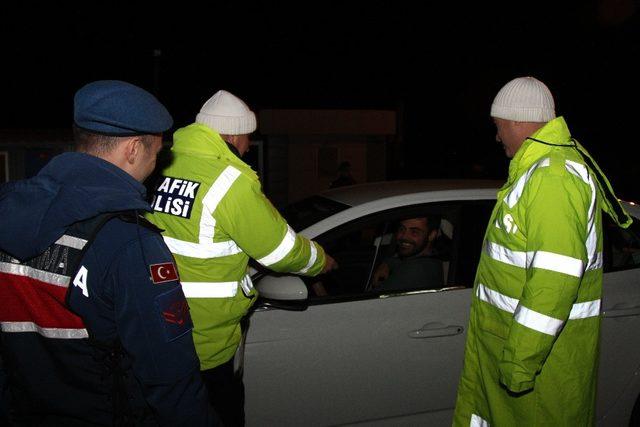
[74,80,173,136]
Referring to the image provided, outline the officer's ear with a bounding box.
[225,135,238,148]
[122,136,144,165]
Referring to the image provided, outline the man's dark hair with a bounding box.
[73,124,156,155]
[396,215,441,233]
[426,215,441,232]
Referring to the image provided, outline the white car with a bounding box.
[243,180,640,426]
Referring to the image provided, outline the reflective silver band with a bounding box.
[0,262,70,287]
[476,283,518,313]
[182,280,238,298]
[164,236,242,259]
[55,235,88,250]
[503,157,550,208]
[199,166,242,244]
[586,252,603,271]
[258,225,297,267]
[470,414,490,427]
[514,305,564,336]
[296,241,318,274]
[569,299,601,320]
[239,274,255,296]
[528,250,584,278]
[476,284,601,336]
[565,160,600,270]
[1,321,88,339]
[484,241,527,268]
[484,242,595,278]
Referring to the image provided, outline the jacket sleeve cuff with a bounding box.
[498,363,535,393]
[304,241,326,276]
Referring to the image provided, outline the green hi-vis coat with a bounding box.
[453,117,632,426]
[146,124,326,370]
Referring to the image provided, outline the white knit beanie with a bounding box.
[490,77,555,122]
[196,90,257,135]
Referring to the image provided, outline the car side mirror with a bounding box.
[256,274,308,301]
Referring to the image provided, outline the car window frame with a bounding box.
[297,200,497,306]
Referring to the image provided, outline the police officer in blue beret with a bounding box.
[0,80,219,425]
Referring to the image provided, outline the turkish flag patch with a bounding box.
[150,262,179,284]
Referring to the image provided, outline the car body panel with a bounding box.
[244,288,472,426]
[598,268,640,423]
[243,181,640,426]
[597,203,640,424]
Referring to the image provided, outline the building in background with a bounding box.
[1,109,397,208]
[0,130,72,183]
[259,109,397,207]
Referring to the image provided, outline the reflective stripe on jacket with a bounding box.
[453,117,632,426]
[146,123,326,369]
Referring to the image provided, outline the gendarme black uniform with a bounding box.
[0,153,214,425]
[0,80,216,426]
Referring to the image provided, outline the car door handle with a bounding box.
[408,323,464,339]
[602,305,640,318]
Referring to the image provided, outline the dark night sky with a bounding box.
[2,1,640,199]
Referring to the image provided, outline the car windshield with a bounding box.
[281,196,350,232]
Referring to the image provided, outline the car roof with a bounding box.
[320,179,504,207]
[299,179,502,238]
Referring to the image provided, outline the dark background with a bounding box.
[2,1,639,200]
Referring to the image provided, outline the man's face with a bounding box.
[395,218,430,258]
[494,118,524,158]
[137,135,163,182]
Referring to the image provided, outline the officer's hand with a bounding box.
[321,254,339,274]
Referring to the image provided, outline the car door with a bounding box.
[243,200,494,426]
[597,206,640,424]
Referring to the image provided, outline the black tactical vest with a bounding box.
[0,212,157,426]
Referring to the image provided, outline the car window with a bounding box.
[305,201,496,301]
[295,205,638,302]
[366,217,454,291]
[308,221,385,298]
[603,214,640,272]
[446,201,494,287]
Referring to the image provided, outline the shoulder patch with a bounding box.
[155,287,193,342]
[150,262,179,284]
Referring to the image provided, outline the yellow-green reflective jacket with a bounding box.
[146,124,326,370]
[453,117,632,426]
